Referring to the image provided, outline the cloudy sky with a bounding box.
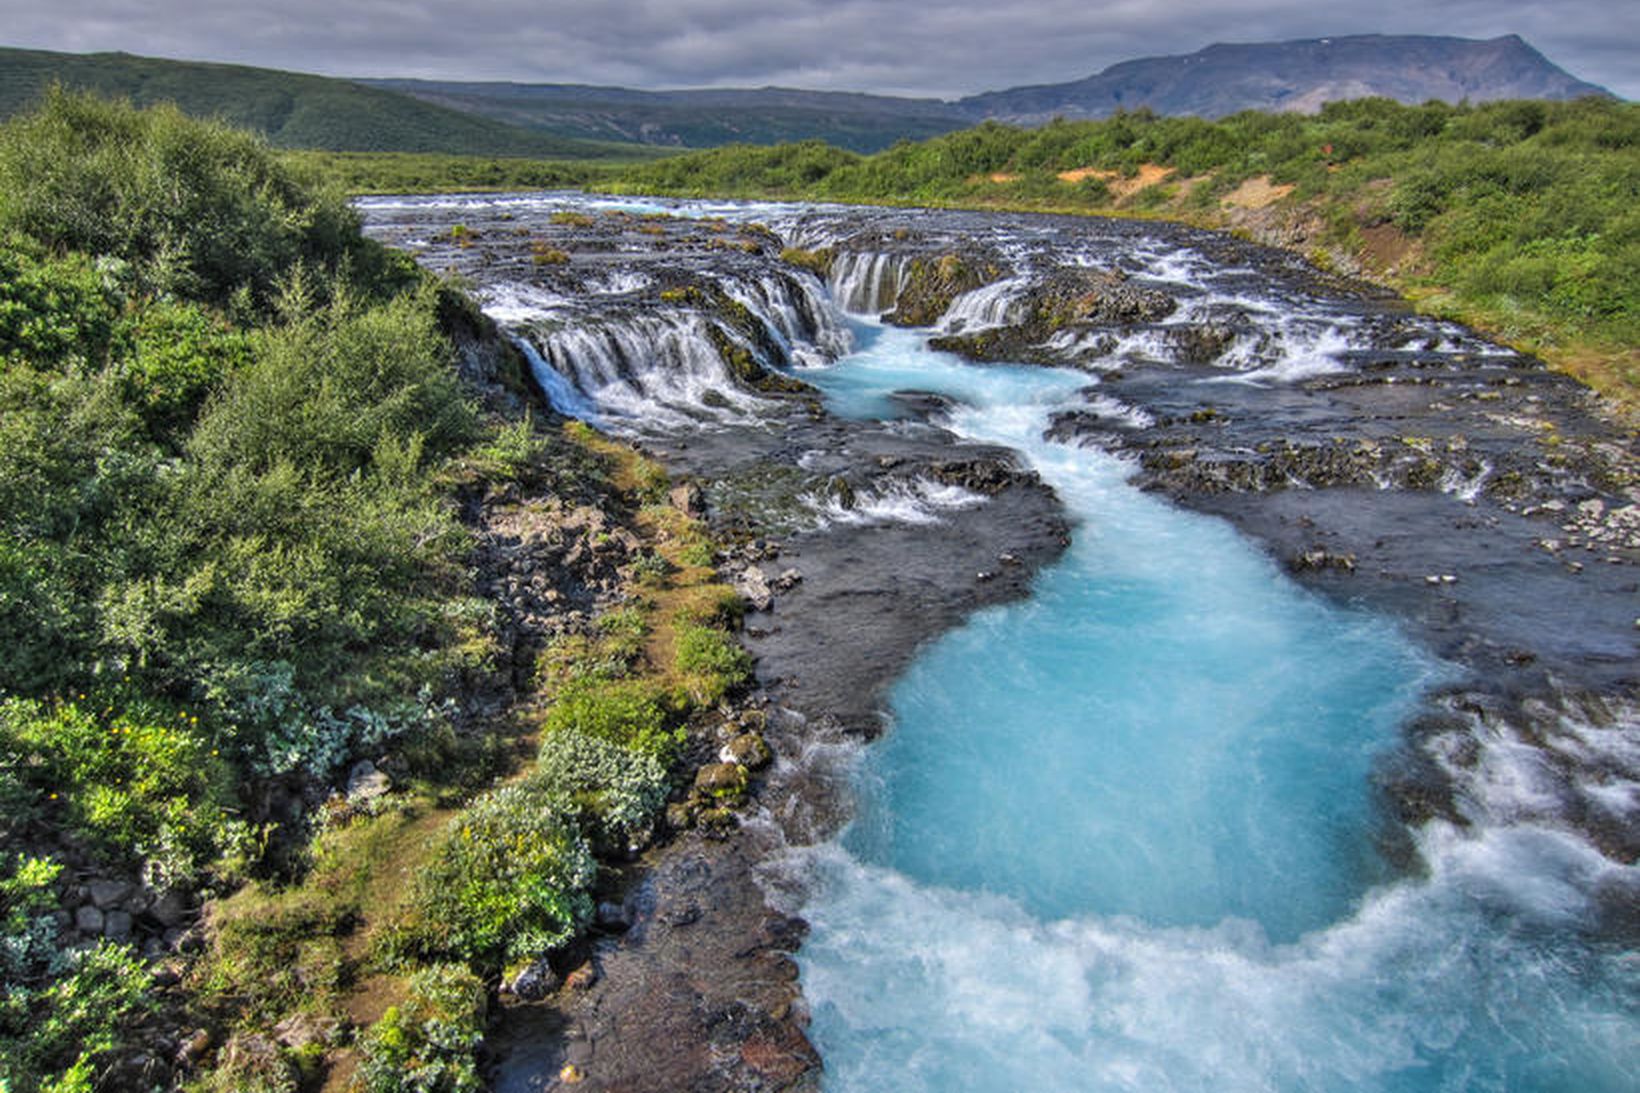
[7,0,1636,100]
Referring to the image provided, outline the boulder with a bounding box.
[346,759,391,802]
[507,958,561,1001]
[103,909,134,941]
[693,762,749,799]
[74,905,105,935]
[669,482,706,518]
[733,567,774,612]
[88,878,134,909]
[718,733,773,771]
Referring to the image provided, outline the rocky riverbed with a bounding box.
[360,193,1638,1089]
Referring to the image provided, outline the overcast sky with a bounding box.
[7,1,1636,100]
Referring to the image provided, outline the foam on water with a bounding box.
[802,476,988,528]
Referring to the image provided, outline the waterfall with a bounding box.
[520,312,765,428]
[936,276,1032,334]
[510,272,853,429]
[829,252,908,316]
[722,271,855,366]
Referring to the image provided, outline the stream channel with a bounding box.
[360,194,1639,1092]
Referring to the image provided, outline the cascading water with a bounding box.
[524,311,768,427]
[722,273,854,366]
[937,276,1034,333]
[829,251,908,316]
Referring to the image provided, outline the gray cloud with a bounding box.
[8,0,1635,99]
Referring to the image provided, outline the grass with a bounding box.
[280,148,673,196]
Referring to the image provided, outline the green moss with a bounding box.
[779,246,836,276]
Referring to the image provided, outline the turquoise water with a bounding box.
[792,320,1639,1092]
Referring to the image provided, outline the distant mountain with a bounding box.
[957,34,1613,123]
[0,35,1614,158]
[361,80,966,154]
[0,47,653,158]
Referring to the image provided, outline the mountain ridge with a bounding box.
[0,33,1616,156]
[0,46,655,158]
[957,33,1613,122]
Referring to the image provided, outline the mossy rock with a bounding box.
[885,252,1003,327]
[780,246,836,277]
[693,761,748,801]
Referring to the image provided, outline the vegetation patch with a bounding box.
[0,90,761,1091]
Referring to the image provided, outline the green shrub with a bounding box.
[188,288,475,478]
[672,623,752,706]
[532,729,669,851]
[0,89,379,309]
[357,964,486,1093]
[0,697,239,885]
[0,241,119,371]
[0,935,154,1093]
[541,677,682,760]
[396,785,595,968]
[116,299,252,440]
[0,365,157,695]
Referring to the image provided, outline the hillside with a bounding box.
[362,78,966,153]
[365,33,1611,150]
[958,34,1613,122]
[0,46,656,158]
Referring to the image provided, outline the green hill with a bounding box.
[364,79,967,153]
[0,46,656,158]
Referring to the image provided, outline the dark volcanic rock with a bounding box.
[885,251,1007,327]
[929,265,1177,366]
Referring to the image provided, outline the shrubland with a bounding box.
[0,90,756,1091]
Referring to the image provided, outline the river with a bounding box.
[359,193,1639,1092]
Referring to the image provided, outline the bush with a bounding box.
[395,785,595,968]
[0,241,119,371]
[0,365,157,696]
[115,300,252,441]
[0,89,375,309]
[532,729,669,852]
[357,964,486,1093]
[541,677,682,760]
[0,697,240,885]
[188,288,475,478]
[0,932,154,1093]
